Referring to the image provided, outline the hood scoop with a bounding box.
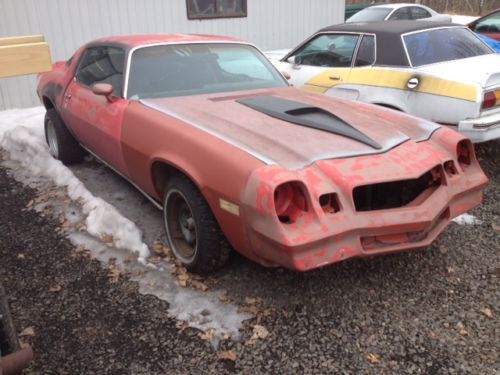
[238,96,382,149]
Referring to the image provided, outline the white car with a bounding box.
[347,3,451,23]
[269,21,500,143]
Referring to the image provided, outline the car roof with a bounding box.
[473,7,500,23]
[320,20,460,35]
[369,3,428,10]
[88,34,241,48]
[317,21,464,67]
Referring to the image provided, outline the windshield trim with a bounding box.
[123,41,287,99]
[400,25,493,68]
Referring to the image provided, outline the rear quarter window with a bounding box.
[410,6,431,19]
[403,28,493,67]
[354,35,375,67]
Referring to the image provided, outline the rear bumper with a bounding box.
[458,111,500,142]
[248,182,485,271]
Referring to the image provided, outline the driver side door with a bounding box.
[278,33,360,99]
[61,45,130,175]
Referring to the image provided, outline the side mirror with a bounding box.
[92,83,114,101]
[293,55,304,65]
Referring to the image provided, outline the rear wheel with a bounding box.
[163,175,231,273]
[44,109,85,164]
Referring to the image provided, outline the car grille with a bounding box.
[353,166,442,212]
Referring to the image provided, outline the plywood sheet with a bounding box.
[0,35,52,78]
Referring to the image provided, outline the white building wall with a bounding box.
[0,0,344,109]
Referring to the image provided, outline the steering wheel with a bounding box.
[310,51,345,66]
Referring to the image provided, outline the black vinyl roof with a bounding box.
[319,21,461,35]
[317,21,464,67]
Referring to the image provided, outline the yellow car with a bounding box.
[269,21,500,142]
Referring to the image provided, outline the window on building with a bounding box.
[187,0,247,19]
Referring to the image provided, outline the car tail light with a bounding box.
[481,90,499,110]
[457,140,472,168]
[274,182,308,223]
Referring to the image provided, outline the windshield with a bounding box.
[347,7,392,23]
[403,28,493,67]
[127,43,287,99]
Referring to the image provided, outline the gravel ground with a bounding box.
[1,141,499,374]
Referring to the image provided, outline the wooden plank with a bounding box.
[0,35,45,47]
[0,42,52,78]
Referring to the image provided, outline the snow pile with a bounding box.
[0,108,149,261]
[452,213,482,225]
[0,106,250,342]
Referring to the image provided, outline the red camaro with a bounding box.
[37,35,488,273]
[469,8,500,41]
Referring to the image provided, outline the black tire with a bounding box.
[163,175,231,273]
[0,284,20,356]
[44,108,85,165]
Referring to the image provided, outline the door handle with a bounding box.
[64,93,72,100]
[329,75,342,81]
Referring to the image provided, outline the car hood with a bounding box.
[416,54,500,88]
[140,87,439,170]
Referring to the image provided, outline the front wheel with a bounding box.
[163,175,231,273]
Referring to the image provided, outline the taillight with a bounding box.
[482,90,499,110]
[274,182,308,223]
[457,140,472,168]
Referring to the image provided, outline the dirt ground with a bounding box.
[0,140,499,374]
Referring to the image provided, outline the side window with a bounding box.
[474,12,500,32]
[410,6,431,20]
[354,35,375,67]
[291,34,360,67]
[75,46,125,96]
[389,7,410,20]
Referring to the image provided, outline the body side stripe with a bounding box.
[304,67,479,102]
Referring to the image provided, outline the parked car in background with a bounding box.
[37,34,488,272]
[346,3,451,23]
[469,8,500,40]
[268,21,500,143]
[477,33,500,52]
[344,2,383,21]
